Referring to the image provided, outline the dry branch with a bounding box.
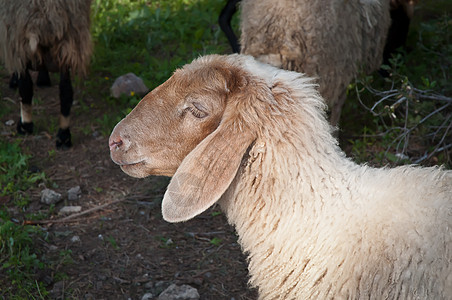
[354,76,452,164]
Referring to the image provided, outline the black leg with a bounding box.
[56,69,73,149]
[9,73,19,89]
[219,0,241,53]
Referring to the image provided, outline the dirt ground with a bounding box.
[0,70,258,299]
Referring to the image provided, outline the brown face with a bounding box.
[109,68,228,178]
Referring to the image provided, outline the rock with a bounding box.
[67,186,81,201]
[40,189,62,205]
[141,293,154,300]
[110,73,148,98]
[5,119,14,126]
[84,293,95,300]
[158,284,200,300]
[49,281,65,298]
[71,235,81,243]
[59,206,82,214]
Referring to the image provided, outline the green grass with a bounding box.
[90,0,231,87]
[0,208,49,299]
[0,138,50,298]
[0,141,47,208]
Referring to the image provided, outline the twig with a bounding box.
[23,198,125,225]
[354,75,452,163]
[186,231,226,238]
[3,97,16,104]
[113,276,131,284]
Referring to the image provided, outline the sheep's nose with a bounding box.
[109,136,124,151]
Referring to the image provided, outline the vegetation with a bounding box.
[0,0,450,298]
[342,7,451,167]
[0,147,47,298]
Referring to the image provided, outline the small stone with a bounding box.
[141,293,153,300]
[59,206,82,214]
[158,284,200,300]
[97,274,107,281]
[84,293,95,300]
[71,235,81,243]
[67,186,82,201]
[110,72,149,99]
[50,281,65,298]
[5,119,14,126]
[40,189,62,205]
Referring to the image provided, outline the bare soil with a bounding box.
[0,70,258,299]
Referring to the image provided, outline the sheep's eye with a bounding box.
[186,102,208,119]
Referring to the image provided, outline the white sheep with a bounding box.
[0,0,93,149]
[109,54,452,299]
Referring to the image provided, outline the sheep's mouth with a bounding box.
[118,160,146,168]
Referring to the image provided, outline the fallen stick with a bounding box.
[23,198,125,225]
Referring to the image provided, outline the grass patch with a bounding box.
[0,140,47,208]
[0,137,50,298]
[90,0,231,86]
[0,209,48,299]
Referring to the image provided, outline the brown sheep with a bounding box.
[109,54,452,299]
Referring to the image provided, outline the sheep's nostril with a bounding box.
[109,137,123,151]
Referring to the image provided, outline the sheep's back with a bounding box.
[0,0,92,75]
[239,0,390,107]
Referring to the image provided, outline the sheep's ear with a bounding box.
[162,124,254,223]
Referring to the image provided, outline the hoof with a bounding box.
[17,120,34,135]
[56,128,72,150]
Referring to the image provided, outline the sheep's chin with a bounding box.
[119,162,150,178]
[119,162,175,178]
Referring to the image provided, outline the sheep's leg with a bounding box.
[36,67,51,87]
[56,69,73,149]
[17,69,34,135]
[9,72,19,89]
[219,0,241,53]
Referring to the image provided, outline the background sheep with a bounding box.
[109,54,452,299]
[220,0,393,125]
[0,0,93,149]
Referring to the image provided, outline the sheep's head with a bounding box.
[109,55,256,222]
